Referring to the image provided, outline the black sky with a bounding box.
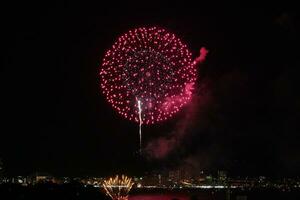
[1,2,299,177]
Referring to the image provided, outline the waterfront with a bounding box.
[1,183,300,200]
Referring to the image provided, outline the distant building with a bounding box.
[142,173,160,186]
[168,168,193,183]
[0,158,3,177]
[27,172,55,184]
[197,170,206,183]
[218,170,228,183]
[168,170,180,183]
[205,175,213,184]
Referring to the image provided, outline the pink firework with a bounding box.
[100,27,205,124]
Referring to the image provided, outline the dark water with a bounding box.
[129,191,224,200]
[129,194,189,200]
[1,184,300,200]
[129,190,300,200]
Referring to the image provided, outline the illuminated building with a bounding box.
[218,170,227,183]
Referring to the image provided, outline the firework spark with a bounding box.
[102,175,134,200]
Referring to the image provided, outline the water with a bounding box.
[129,194,189,200]
[128,190,300,200]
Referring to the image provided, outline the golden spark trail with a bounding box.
[137,100,142,154]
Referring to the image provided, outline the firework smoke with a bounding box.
[146,85,211,159]
[195,47,209,64]
[145,47,209,159]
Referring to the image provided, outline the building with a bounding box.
[218,170,228,183]
[0,158,3,177]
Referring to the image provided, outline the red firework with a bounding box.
[100,27,201,124]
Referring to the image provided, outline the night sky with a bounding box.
[1,2,299,178]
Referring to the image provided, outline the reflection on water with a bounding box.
[128,192,225,200]
[129,194,189,200]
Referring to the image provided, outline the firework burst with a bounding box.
[102,175,134,200]
[100,27,205,124]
